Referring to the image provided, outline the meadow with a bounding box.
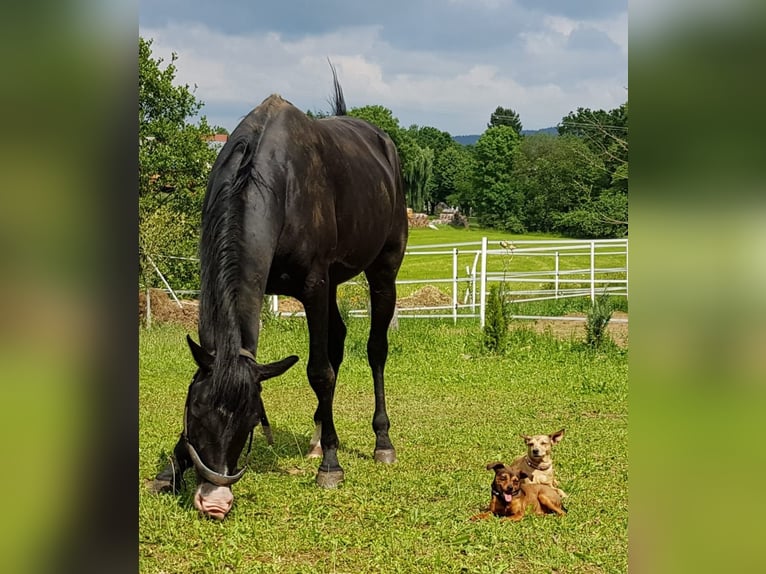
[139,309,628,572]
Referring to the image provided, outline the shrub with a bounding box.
[585,292,614,347]
[482,284,510,353]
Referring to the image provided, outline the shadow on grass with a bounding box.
[149,424,383,513]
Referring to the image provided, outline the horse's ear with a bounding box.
[187,335,214,370]
[258,355,299,381]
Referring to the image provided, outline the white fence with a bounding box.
[348,237,628,327]
[149,237,628,327]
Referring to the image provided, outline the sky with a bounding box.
[139,0,627,136]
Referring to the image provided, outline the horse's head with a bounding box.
[182,335,298,519]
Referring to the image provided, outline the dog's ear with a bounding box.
[550,429,565,444]
[519,471,529,480]
[486,461,506,472]
[521,434,531,443]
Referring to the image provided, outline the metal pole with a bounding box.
[555,251,560,299]
[480,237,488,328]
[452,248,458,324]
[590,240,596,303]
[625,239,630,299]
[146,252,182,308]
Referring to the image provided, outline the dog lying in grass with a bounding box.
[509,428,567,498]
[471,462,566,521]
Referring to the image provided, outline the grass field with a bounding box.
[336,225,628,315]
[139,316,628,573]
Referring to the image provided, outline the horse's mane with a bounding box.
[198,96,285,406]
[197,67,348,408]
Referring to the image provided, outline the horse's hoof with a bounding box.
[307,444,323,458]
[373,449,397,464]
[146,478,174,494]
[262,425,274,446]
[316,469,344,489]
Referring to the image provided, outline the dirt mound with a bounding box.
[139,289,198,330]
[397,285,451,308]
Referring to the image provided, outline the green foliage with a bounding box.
[139,37,219,291]
[511,134,603,233]
[472,126,523,231]
[553,188,628,239]
[482,284,509,353]
[437,143,476,214]
[488,105,523,135]
[585,292,614,348]
[557,102,629,236]
[349,106,435,212]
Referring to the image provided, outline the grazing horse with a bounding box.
[150,74,408,519]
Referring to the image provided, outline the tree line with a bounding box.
[139,37,627,292]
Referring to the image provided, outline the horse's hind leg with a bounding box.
[365,259,401,464]
[307,285,347,459]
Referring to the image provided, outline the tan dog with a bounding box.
[509,428,566,497]
[471,462,566,521]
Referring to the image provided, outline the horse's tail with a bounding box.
[328,59,347,116]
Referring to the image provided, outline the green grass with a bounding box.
[140,319,627,573]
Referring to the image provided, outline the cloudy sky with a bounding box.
[139,0,627,136]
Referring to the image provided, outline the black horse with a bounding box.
[151,74,408,519]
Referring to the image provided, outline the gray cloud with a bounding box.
[139,0,627,135]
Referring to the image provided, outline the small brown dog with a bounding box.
[471,462,566,521]
[509,428,566,497]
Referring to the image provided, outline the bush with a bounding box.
[482,284,510,353]
[585,292,614,348]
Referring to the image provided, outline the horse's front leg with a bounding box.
[148,434,192,494]
[307,286,347,460]
[303,276,344,488]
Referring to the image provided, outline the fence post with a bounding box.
[146,252,182,308]
[555,251,560,299]
[625,239,629,299]
[452,248,458,324]
[271,294,279,315]
[590,240,596,303]
[479,236,488,328]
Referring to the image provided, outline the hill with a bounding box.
[452,126,558,146]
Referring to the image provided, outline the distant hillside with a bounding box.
[453,126,558,146]
[523,127,558,136]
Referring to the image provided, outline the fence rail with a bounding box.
[147,237,628,327]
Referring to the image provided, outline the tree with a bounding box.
[349,106,433,212]
[557,101,628,235]
[437,143,476,214]
[488,106,523,135]
[139,37,219,291]
[407,124,456,210]
[558,103,627,190]
[511,134,603,232]
[472,125,524,231]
